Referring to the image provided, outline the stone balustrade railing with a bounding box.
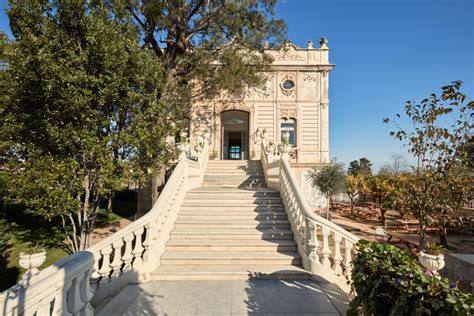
[1,140,209,314]
[0,251,94,315]
[261,141,359,292]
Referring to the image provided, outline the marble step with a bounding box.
[150,265,311,280]
[165,239,297,252]
[182,199,282,205]
[180,205,285,212]
[182,197,283,207]
[181,193,281,201]
[178,212,288,220]
[186,191,279,197]
[173,220,290,229]
[160,251,302,265]
[206,161,261,165]
[170,228,294,240]
[201,183,268,188]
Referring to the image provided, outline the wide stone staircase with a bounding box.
[150,160,310,280]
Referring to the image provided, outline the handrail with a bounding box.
[1,141,210,313]
[0,251,94,316]
[89,142,209,295]
[260,140,359,292]
[280,159,359,243]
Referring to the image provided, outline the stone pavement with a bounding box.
[96,279,350,315]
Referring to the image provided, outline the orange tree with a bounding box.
[384,81,473,248]
[346,174,368,214]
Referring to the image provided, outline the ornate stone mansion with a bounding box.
[190,38,334,207]
[1,38,361,315]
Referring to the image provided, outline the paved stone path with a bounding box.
[97,279,349,315]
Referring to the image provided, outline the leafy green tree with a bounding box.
[1,1,176,252]
[119,0,286,99]
[346,174,368,214]
[384,81,473,247]
[348,158,373,176]
[108,0,288,204]
[366,175,403,227]
[309,160,346,219]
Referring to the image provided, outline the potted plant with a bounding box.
[265,141,275,154]
[176,132,190,155]
[19,243,46,279]
[259,128,266,141]
[277,131,291,156]
[418,242,445,273]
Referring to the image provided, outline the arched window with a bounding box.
[280,118,296,147]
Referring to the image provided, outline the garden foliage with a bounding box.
[348,240,474,316]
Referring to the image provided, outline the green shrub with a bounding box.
[348,240,474,315]
[0,219,9,258]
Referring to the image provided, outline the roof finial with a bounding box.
[319,37,328,49]
[307,40,313,49]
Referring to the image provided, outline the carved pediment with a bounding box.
[275,41,305,61]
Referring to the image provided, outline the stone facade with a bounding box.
[189,38,334,209]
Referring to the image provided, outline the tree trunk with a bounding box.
[438,226,449,247]
[419,223,426,250]
[350,198,354,214]
[326,193,330,220]
[151,166,167,205]
[380,208,387,227]
[107,194,113,213]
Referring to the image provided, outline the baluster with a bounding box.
[67,274,85,315]
[91,254,101,282]
[98,245,113,284]
[132,227,145,269]
[332,233,343,274]
[110,239,124,277]
[142,222,154,263]
[52,286,70,316]
[34,294,54,316]
[122,233,135,271]
[321,227,331,268]
[80,269,94,316]
[304,219,311,255]
[344,239,354,278]
[307,221,319,263]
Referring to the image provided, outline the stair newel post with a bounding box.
[321,227,331,268]
[58,280,73,316]
[332,232,343,274]
[98,245,113,284]
[67,274,85,315]
[35,293,56,316]
[79,268,95,316]
[343,239,354,279]
[132,227,145,269]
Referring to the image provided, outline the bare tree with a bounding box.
[379,154,411,175]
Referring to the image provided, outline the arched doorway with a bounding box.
[221,110,249,160]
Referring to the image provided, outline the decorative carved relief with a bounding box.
[280,74,296,97]
[321,70,329,78]
[280,108,297,119]
[320,100,329,109]
[303,73,318,82]
[274,41,305,61]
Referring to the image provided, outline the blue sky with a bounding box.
[1,0,473,171]
[274,0,474,170]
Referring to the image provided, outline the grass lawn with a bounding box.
[1,190,137,291]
